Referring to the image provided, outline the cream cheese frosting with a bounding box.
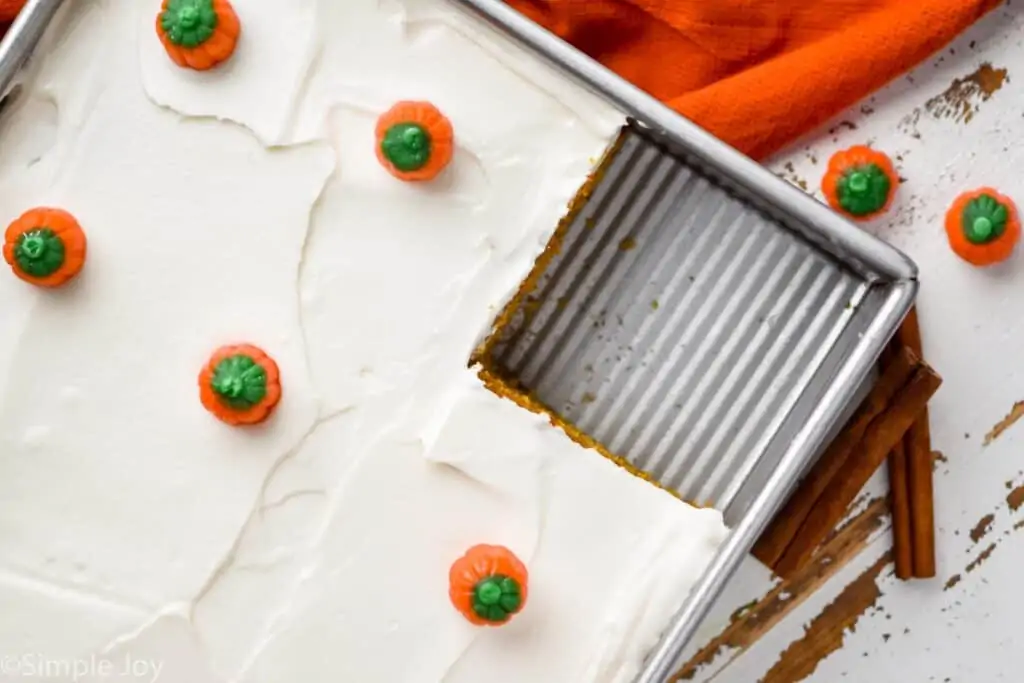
[0,1,727,681]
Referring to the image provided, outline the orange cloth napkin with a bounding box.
[0,0,25,41]
[0,0,23,23]
[507,0,1001,159]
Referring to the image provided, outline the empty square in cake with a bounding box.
[476,125,869,511]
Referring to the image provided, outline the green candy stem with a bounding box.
[961,194,1009,245]
[161,0,219,48]
[381,123,432,172]
[210,355,268,410]
[14,228,65,278]
[471,575,522,623]
[836,163,892,217]
[970,217,994,242]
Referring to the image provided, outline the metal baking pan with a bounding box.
[1,1,915,679]
[451,1,917,681]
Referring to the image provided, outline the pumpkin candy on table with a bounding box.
[199,343,281,426]
[449,544,528,626]
[945,188,1020,267]
[157,0,240,71]
[3,207,87,288]
[821,146,899,221]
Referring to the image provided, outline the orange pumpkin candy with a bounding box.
[375,101,454,182]
[157,0,240,71]
[944,188,1020,267]
[449,544,528,626]
[821,146,898,221]
[199,343,282,426]
[3,207,87,288]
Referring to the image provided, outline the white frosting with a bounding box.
[0,1,727,681]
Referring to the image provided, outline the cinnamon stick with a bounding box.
[887,439,914,579]
[905,415,935,577]
[898,308,937,578]
[773,363,942,578]
[752,346,918,568]
[881,336,914,581]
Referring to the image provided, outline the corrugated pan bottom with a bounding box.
[483,125,870,514]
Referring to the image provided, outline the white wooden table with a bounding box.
[681,3,1024,681]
